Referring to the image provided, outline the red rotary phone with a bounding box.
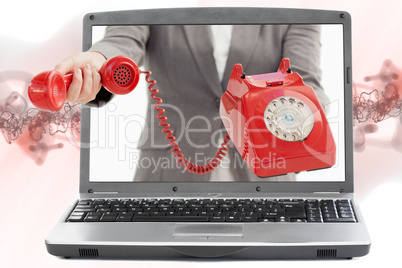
[28,56,140,111]
[220,58,336,177]
[28,56,335,177]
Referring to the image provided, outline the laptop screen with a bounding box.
[78,8,353,193]
[87,23,345,183]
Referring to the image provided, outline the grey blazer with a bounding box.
[89,25,327,181]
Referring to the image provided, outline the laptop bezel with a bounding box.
[78,7,354,195]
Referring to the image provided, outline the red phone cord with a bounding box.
[141,70,231,175]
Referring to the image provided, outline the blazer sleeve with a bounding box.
[282,25,330,111]
[86,26,150,107]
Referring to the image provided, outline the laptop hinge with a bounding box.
[91,191,119,194]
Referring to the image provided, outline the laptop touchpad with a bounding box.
[173,223,244,238]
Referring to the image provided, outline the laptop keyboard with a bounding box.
[66,198,356,223]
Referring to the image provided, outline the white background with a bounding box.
[0,0,401,267]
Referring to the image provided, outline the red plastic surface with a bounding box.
[220,58,336,177]
[28,56,140,111]
[28,71,68,111]
[99,55,140,95]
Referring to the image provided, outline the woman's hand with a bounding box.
[54,51,107,104]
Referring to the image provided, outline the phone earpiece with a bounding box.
[99,55,140,95]
[28,56,140,111]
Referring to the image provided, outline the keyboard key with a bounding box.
[84,212,102,222]
[116,212,134,222]
[324,217,356,223]
[70,211,85,217]
[210,216,226,222]
[336,199,351,204]
[132,216,209,222]
[77,200,91,205]
[285,206,305,213]
[96,204,111,209]
[323,213,338,218]
[76,205,94,209]
[277,201,304,205]
[339,213,354,218]
[73,208,96,213]
[307,217,323,222]
[135,211,151,216]
[97,208,112,213]
[67,214,85,222]
[113,208,128,213]
[92,199,105,205]
[100,212,118,222]
[243,216,259,222]
[226,216,242,222]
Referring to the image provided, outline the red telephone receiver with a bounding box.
[28,56,140,111]
[220,58,336,177]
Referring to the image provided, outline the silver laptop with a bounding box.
[45,7,371,259]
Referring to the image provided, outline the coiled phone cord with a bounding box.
[141,70,231,175]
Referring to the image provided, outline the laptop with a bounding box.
[45,7,371,259]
